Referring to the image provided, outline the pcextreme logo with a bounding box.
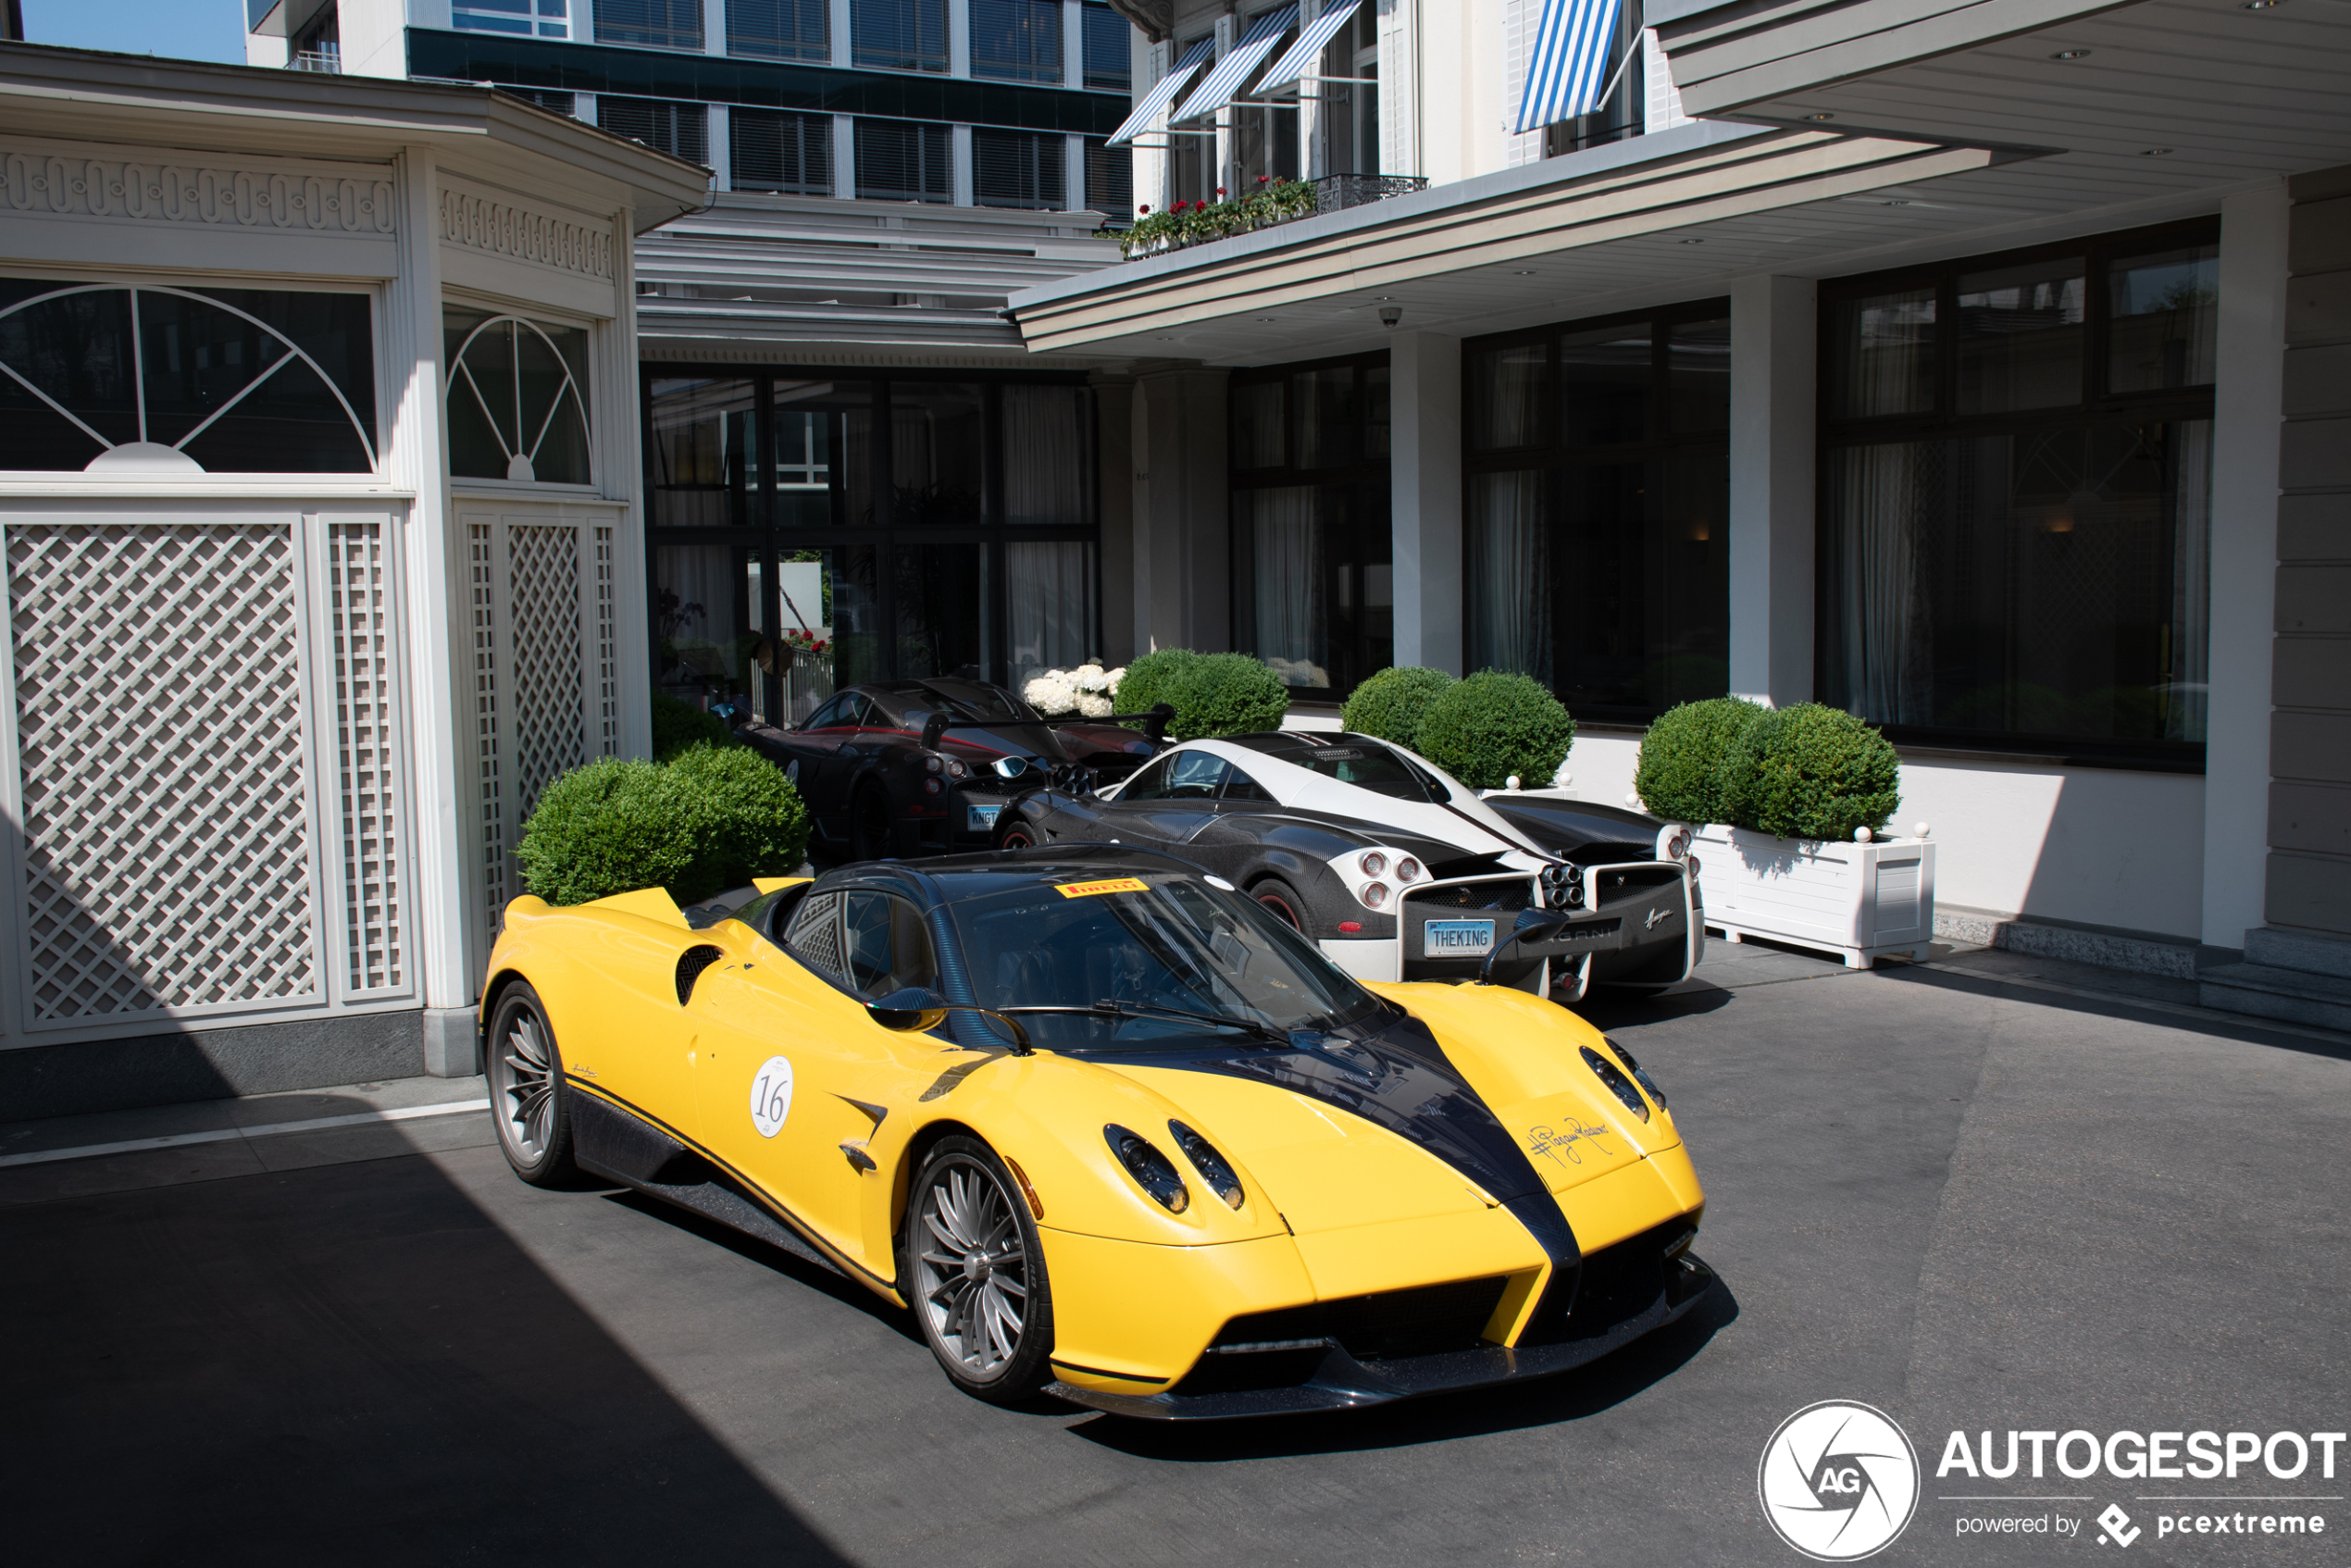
[1760,1400,1922,1562]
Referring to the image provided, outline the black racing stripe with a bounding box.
[1082,1014,1581,1282]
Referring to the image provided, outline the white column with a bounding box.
[829,0,852,66]
[1134,38,1170,217]
[608,201,653,766]
[1064,131,1088,213]
[1062,0,1086,86]
[1727,274,1816,708]
[707,103,731,192]
[952,122,976,205]
[1376,0,1417,177]
[832,112,856,196]
[705,0,727,54]
[1213,14,1238,198]
[2204,180,2291,948]
[1390,330,1462,675]
[949,0,971,76]
[386,149,475,1064]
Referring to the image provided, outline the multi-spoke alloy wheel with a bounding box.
[903,1137,1053,1401]
[487,983,577,1186]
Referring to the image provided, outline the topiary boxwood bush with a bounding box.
[516,744,810,907]
[1415,669,1575,790]
[1164,652,1290,740]
[1110,648,1200,718]
[1634,697,1768,824]
[1715,703,1900,841]
[1341,666,1457,754]
[651,691,733,763]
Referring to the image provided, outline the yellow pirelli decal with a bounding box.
[1055,877,1150,899]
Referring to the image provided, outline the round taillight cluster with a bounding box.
[1359,850,1387,877]
[922,778,944,795]
[1361,881,1391,910]
[1395,857,1422,882]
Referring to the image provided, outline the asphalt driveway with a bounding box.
[4,943,2345,1567]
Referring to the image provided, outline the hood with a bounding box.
[1187,740,1558,866]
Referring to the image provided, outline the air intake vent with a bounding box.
[675,944,726,1006]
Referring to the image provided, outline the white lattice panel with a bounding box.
[7,523,320,1021]
[593,527,618,758]
[470,522,506,931]
[507,525,584,819]
[325,522,404,993]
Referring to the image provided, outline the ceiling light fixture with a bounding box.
[2243,1,2282,9]
[2139,146,2174,156]
[1513,269,1536,275]
[1680,238,1706,244]
[1802,112,1835,121]
[2050,47,2092,58]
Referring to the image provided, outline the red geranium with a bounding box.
[1216,186,1227,195]
[1138,203,1151,214]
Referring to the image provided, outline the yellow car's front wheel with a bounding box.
[902,1137,1054,1404]
[486,982,578,1188]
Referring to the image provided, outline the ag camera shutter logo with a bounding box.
[1760,1400,1922,1561]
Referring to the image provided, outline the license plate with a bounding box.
[966,805,1002,833]
[1424,918,1496,957]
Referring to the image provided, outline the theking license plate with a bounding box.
[1424,918,1497,957]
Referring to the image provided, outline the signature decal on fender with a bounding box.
[1526,1120,1616,1166]
[1645,906,1672,929]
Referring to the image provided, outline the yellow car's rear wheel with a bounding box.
[902,1136,1053,1404]
[486,982,578,1188]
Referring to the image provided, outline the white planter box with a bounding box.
[1694,825,1935,969]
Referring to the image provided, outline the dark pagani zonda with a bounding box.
[994,732,1704,1002]
[715,678,1167,861]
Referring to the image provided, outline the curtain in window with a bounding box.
[1832,442,1937,726]
[1466,470,1549,678]
[1007,541,1096,685]
[1003,386,1089,525]
[1470,344,1543,449]
[1248,487,1327,688]
[2166,419,2212,741]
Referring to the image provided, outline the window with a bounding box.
[1082,2,1132,91]
[645,370,1099,716]
[1230,354,1392,694]
[0,280,377,473]
[598,95,709,163]
[973,128,1065,210]
[595,0,701,49]
[444,308,592,485]
[1123,751,1231,801]
[457,0,570,38]
[852,0,948,71]
[973,0,1063,81]
[1818,223,2219,759]
[728,0,827,59]
[1462,304,1730,721]
[1084,137,1133,224]
[731,108,834,194]
[842,890,941,997]
[854,119,951,203]
[499,85,578,115]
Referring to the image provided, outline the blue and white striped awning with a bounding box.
[1515,0,1626,133]
[1172,6,1300,123]
[1106,37,1217,147]
[1254,0,1362,95]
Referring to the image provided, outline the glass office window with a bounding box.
[973,128,1066,210]
[854,119,951,202]
[598,96,708,163]
[732,108,833,194]
[728,0,827,59]
[1084,137,1133,224]
[973,0,1063,81]
[648,377,757,527]
[1083,1,1132,90]
[595,0,701,50]
[852,0,949,71]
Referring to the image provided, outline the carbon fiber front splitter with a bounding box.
[1049,1255,1717,1421]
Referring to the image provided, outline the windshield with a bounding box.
[920,681,1036,721]
[1284,743,1441,802]
[946,870,1384,1049]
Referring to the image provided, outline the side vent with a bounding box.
[675,944,725,1005]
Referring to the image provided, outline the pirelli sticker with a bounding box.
[1054,877,1150,899]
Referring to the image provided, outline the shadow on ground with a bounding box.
[0,1139,852,1566]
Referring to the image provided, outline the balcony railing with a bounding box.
[289,47,342,73]
[1115,172,1432,260]
[1312,173,1431,213]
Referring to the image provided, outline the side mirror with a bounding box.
[920,712,950,752]
[865,988,1034,1054]
[993,755,1029,780]
[1479,907,1575,986]
[708,700,750,729]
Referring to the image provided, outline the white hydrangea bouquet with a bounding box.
[1023,662,1126,720]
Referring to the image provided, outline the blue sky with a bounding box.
[24,0,248,64]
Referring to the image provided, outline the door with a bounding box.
[689,886,943,1276]
[1099,749,1233,846]
[788,690,870,825]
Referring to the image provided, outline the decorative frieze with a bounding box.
[0,145,395,232]
[440,185,615,280]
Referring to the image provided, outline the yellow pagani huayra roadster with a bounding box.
[480,845,1712,1419]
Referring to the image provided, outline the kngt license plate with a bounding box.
[1424,918,1496,957]
[966,804,1002,833]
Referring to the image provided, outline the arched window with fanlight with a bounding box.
[443,307,593,485]
[0,279,378,473]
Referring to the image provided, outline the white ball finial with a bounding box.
[1625,792,1641,809]
[1557,771,1572,788]
[1506,775,1521,791]
[1913,821,1932,840]
[1854,825,1873,843]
